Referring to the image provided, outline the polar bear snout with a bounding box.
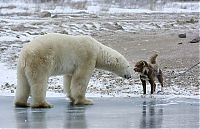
[124,74,132,79]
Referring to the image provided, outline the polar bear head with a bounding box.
[96,45,133,79]
[112,55,133,79]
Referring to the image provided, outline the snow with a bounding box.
[0,36,19,42]
[0,0,199,99]
[0,62,199,99]
[0,1,199,15]
[0,63,16,84]
[162,2,200,13]
[109,8,154,14]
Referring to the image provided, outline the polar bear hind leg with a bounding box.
[25,69,52,108]
[15,67,30,107]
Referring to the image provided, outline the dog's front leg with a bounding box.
[149,78,156,95]
[140,76,147,95]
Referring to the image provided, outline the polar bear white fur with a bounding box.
[15,33,132,108]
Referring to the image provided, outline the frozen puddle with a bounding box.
[0,96,199,128]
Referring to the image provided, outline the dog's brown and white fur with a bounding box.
[134,54,163,95]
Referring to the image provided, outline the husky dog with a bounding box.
[134,54,163,95]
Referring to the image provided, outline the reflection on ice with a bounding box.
[140,100,163,128]
[11,97,199,128]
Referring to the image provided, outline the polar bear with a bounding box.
[15,33,133,108]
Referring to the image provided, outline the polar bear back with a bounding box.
[20,33,99,76]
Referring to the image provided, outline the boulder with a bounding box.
[39,11,51,18]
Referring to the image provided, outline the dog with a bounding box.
[134,54,164,95]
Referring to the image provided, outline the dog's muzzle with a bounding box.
[134,67,142,72]
[124,74,131,79]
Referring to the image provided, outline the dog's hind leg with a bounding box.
[149,78,156,94]
[157,70,164,92]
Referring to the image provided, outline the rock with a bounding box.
[178,33,186,38]
[11,24,37,31]
[59,30,68,34]
[39,11,51,18]
[16,35,20,38]
[150,23,161,28]
[189,37,200,43]
[5,83,10,88]
[186,18,198,24]
[0,47,7,51]
[40,32,47,35]
[102,22,123,30]
[11,89,14,93]
[90,14,98,18]
[0,5,16,9]
[51,14,58,18]
[11,24,26,31]
[114,22,123,30]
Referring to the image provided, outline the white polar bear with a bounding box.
[15,33,133,108]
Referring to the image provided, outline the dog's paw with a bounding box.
[157,90,164,95]
[141,94,146,98]
[150,94,155,98]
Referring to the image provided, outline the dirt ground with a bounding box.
[94,31,199,69]
[94,30,199,89]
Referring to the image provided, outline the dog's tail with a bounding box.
[149,53,158,64]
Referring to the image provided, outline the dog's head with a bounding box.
[134,60,148,73]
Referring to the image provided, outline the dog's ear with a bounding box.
[142,61,148,67]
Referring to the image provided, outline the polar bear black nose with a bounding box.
[124,74,131,79]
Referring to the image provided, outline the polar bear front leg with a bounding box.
[70,67,94,105]
[30,80,52,108]
[63,75,74,102]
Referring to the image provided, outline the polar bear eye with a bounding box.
[115,58,119,62]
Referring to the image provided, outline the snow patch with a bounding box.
[0,63,16,84]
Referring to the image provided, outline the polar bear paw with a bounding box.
[74,98,93,105]
[31,101,53,108]
[15,102,30,107]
